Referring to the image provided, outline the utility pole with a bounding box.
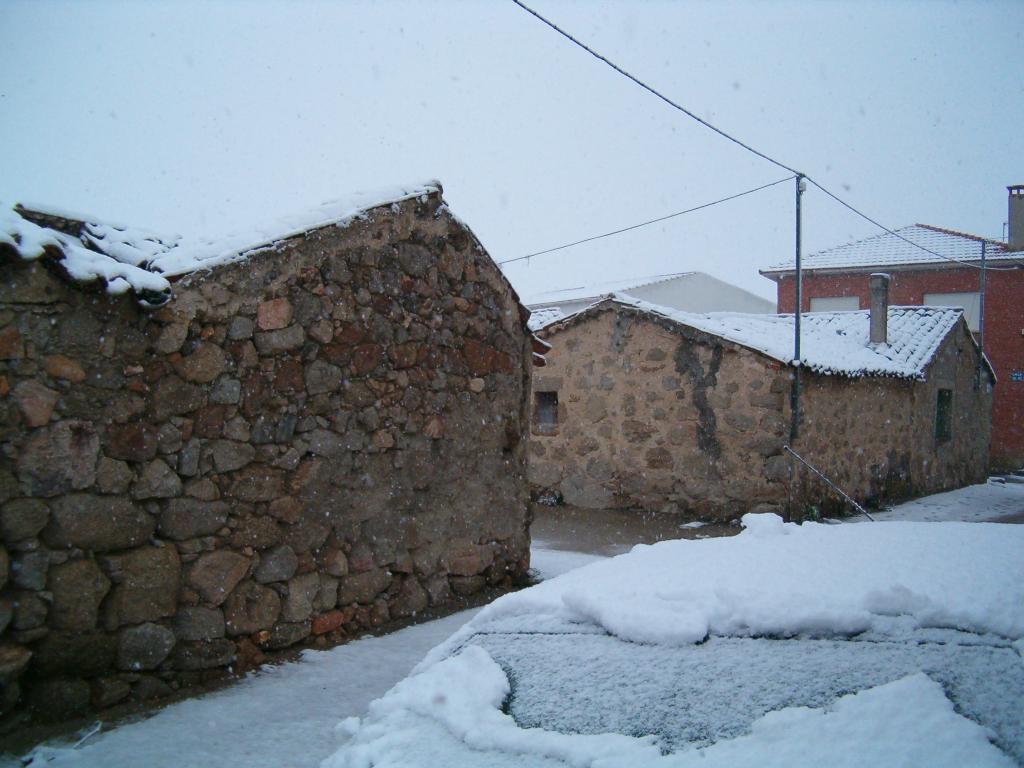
[979,240,987,355]
[977,240,987,387]
[790,173,805,442]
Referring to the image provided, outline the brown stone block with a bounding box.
[48,559,111,630]
[150,375,205,420]
[351,343,382,375]
[230,466,285,502]
[100,546,181,629]
[193,404,227,439]
[44,354,86,383]
[229,515,282,550]
[0,326,24,360]
[172,639,236,671]
[253,324,305,354]
[223,580,281,635]
[257,298,294,331]
[267,496,302,524]
[44,494,154,551]
[311,609,346,635]
[105,422,159,461]
[174,342,227,384]
[12,380,59,427]
[15,423,98,495]
[273,358,305,392]
[186,550,251,606]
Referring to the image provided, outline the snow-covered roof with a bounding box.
[527,306,567,331]
[524,271,696,307]
[761,224,1017,276]
[543,294,973,380]
[0,181,441,307]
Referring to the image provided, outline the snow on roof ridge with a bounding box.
[914,222,1004,246]
[153,180,443,277]
[761,223,1014,274]
[544,293,966,380]
[1,180,443,306]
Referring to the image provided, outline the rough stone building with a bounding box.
[0,182,533,719]
[761,186,1024,469]
[530,291,992,518]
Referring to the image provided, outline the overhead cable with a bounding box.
[498,176,794,266]
[510,0,1022,272]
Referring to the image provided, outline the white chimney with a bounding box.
[869,273,890,344]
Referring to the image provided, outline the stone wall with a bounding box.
[529,306,990,518]
[793,321,991,510]
[529,309,792,517]
[0,191,531,719]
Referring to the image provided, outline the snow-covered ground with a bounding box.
[4,547,603,768]
[332,515,1024,767]
[866,477,1024,523]
[6,480,1021,767]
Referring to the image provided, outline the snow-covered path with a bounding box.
[8,548,604,768]
[859,478,1024,523]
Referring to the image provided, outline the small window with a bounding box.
[534,391,558,428]
[935,389,953,443]
[809,296,860,312]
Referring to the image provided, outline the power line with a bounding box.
[509,0,800,178]
[510,0,1023,273]
[807,179,1020,272]
[498,176,794,266]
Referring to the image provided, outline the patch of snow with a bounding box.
[527,306,566,331]
[11,610,475,768]
[2,181,441,306]
[142,181,441,276]
[679,521,705,529]
[864,479,1024,523]
[330,650,1013,767]
[424,515,1024,664]
[1,202,172,306]
[588,294,969,380]
[762,223,1014,274]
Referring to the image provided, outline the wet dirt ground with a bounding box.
[530,503,739,557]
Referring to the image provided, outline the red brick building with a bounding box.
[761,190,1024,469]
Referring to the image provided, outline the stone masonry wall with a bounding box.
[0,191,531,719]
[529,309,792,517]
[530,306,990,519]
[792,321,991,511]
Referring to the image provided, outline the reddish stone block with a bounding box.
[193,405,226,439]
[44,355,86,383]
[0,327,23,360]
[105,422,159,461]
[352,344,382,375]
[13,381,59,427]
[334,323,366,345]
[257,298,294,331]
[273,359,305,392]
[311,610,346,636]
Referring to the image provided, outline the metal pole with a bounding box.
[978,240,987,355]
[790,174,805,442]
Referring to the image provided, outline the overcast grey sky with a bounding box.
[2,0,1021,302]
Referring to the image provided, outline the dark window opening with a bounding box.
[535,391,558,428]
[935,389,953,443]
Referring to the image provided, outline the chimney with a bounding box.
[1009,185,1024,249]
[869,273,890,344]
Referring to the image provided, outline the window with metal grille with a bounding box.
[935,389,953,443]
[534,391,558,427]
